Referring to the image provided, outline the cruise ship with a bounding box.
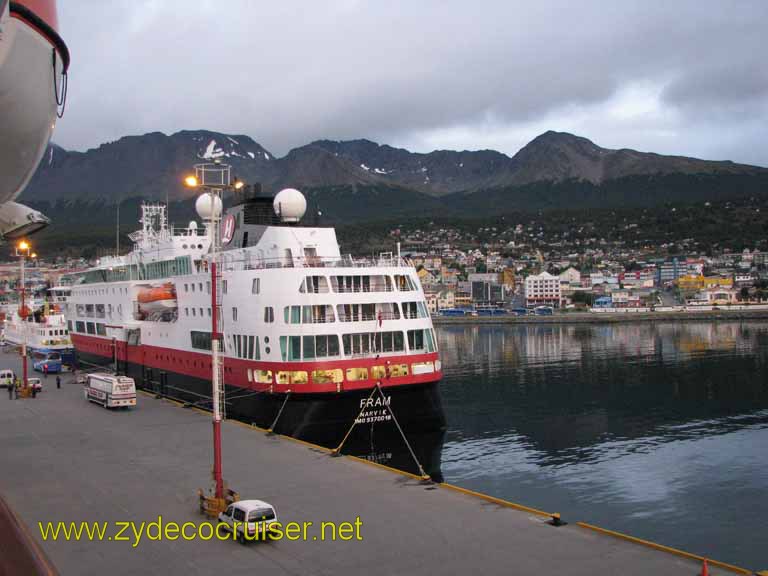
[62,187,445,444]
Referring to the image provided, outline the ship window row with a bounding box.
[70,286,128,297]
[36,329,68,336]
[190,330,226,352]
[72,303,123,318]
[342,331,405,356]
[183,282,208,294]
[245,362,436,386]
[66,256,192,285]
[279,334,340,361]
[281,301,429,324]
[184,307,212,318]
[230,334,260,360]
[284,305,335,324]
[297,274,419,294]
[73,321,107,336]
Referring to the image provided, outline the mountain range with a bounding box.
[20,129,768,227]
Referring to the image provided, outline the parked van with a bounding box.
[0,369,15,389]
[33,351,63,374]
[84,373,136,408]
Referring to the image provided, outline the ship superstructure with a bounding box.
[63,189,443,440]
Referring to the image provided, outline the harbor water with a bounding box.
[436,321,768,571]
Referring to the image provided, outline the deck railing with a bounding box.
[217,254,412,272]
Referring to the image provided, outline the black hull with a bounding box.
[76,353,447,480]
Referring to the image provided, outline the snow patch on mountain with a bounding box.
[201,139,226,159]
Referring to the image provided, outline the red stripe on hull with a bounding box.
[71,334,442,395]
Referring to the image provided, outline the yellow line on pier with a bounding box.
[576,522,753,575]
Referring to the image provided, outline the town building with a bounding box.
[524,271,561,308]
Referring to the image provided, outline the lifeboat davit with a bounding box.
[137,283,178,314]
[0,0,69,205]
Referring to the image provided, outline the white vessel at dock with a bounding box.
[2,290,75,366]
[62,188,444,441]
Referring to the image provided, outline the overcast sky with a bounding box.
[56,0,768,165]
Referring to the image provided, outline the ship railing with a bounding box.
[218,254,413,272]
[337,312,401,322]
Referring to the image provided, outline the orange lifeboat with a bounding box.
[137,283,177,313]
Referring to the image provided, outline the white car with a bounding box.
[218,500,278,544]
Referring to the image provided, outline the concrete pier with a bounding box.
[0,350,750,575]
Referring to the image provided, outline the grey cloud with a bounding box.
[54,0,768,165]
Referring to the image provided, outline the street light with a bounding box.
[15,240,32,390]
[185,163,245,512]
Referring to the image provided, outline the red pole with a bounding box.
[211,260,223,499]
[21,282,27,390]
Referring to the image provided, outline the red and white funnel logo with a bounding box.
[221,214,236,245]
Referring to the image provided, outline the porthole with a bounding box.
[265,347,271,354]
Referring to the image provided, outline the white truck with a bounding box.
[84,373,136,409]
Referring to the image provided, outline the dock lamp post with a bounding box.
[15,240,33,390]
[184,162,244,512]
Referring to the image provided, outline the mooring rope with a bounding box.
[266,391,292,434]
[331,383,432,482]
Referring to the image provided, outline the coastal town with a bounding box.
[390,222,768,314]
[2,238,767,319]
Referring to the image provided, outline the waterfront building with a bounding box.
[524,271,561,308]
[657,259,681,285]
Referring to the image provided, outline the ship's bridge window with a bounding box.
[331,275,392,293]
[85,304,94,317]
[402,301,429,319]
[407,329,437,353]
[264,307,274,323]
[394,275,417,291]
[300,276,329,294]
[232,307,238,322]
[337,303,399,322]
[283,305,334,324]
[252,278,260,294]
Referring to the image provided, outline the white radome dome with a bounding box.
[273,188,306,223]
[195,192,222,220]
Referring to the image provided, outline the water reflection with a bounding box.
[437,321,768,570]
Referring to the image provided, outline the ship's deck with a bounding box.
[0,349,746,576]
